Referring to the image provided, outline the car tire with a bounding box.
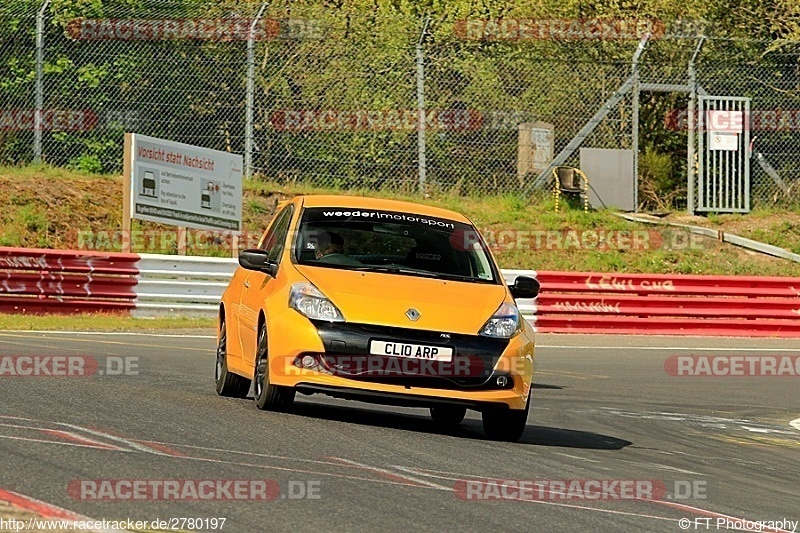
[481,395,530,442]
[253,321,295,411]
[430,406,467,426]
[215,317,251,398]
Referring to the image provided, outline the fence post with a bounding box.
[34,0,51,164]
[416,15,430,196]
[631,36,647,213]
[245,2,268,179]
[686,36,705,215]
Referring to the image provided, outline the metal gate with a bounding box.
[696,96,751,212]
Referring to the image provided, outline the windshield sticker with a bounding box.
[320,209,456,229]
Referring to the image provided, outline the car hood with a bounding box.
[295,265,508,334]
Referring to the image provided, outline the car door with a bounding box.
[237,205,294,368]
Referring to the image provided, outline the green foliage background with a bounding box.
[1,0,799,205]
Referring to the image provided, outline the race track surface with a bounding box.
[0,331,797,533]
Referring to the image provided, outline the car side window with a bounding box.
[259,206,293,264]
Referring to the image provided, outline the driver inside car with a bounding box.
[314,230,363,266]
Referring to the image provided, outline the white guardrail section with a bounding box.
[134,254,238,317]
[134,253,538,322]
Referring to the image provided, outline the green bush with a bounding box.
[638,145,683,211]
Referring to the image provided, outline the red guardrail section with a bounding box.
[0,247,140,315]
[535,271,800,337]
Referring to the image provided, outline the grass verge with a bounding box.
[0,313,216,332]
[1,164,800,276]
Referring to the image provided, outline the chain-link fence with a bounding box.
[696,40,800,208]
[2,0,799,209]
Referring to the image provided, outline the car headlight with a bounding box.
[479,302,521,338]
[289,282,344,322]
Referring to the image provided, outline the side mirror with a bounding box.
[509,276,540,299]
[238,249,278,277]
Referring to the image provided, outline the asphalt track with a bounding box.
[0,330,797,533]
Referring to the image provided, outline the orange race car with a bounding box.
[215,195,539,441]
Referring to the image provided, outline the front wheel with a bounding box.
[482,395,530,442]
[253,321,295,411]
[215,317,251,398]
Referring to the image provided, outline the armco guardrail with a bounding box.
[535,271,800,337]
[0,247,139,314]
[134,254,236,315]
[1,247,799,337]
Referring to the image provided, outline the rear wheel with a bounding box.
[482,395,530,442]
[430,406,467,427]
[215,317,250,398]
[253,321,295,411]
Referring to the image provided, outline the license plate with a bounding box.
[370,340,453,362]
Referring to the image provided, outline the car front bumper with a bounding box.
[267,311,534,410]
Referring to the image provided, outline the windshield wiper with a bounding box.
[352,266,493,283]
[434,273,494,283]
[351,265,441,278]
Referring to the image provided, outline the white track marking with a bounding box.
[0,330,216,338]
[0,422,122,451]
[613,458,704,476]
[790,418,800,432]
[0,332,210,352]
[328,457,450,490]
[0,416,175,456]
[55,422,178,456]
[0,435,133,451]
[552,452,601,463]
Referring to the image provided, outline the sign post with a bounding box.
[122,133,133,253]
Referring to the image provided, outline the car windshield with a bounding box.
[293,207,499,284]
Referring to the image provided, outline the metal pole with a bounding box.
[631,34,649,213]
[528,35,649,193]
[245,2,268,179]
[686,36,705,215]
[416,15,430,196]
[34,0,51,164]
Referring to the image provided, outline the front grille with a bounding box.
[308,321,511,390]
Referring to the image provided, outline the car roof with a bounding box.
[295,195,473,224]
